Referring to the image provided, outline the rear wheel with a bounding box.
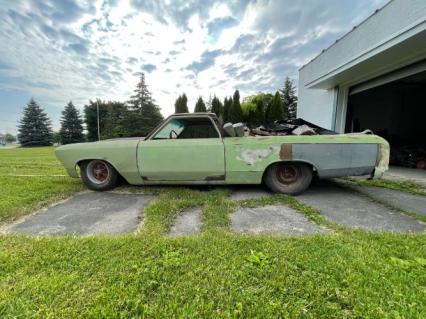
[264,162,312,195]
[80,160,119,191]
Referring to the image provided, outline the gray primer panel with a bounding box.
[292,143,377,178]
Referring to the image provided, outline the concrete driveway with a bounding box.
[5,192,154,235]
[3,180,425,236]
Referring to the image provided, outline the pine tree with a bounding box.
[223,97,232,122]
[181,94,189,113]
[211,96,223,117]
[266,92,284,124]
[174,94,189,113]
[59,101,84,144]
[174,96,181,113]
[279,77,298,119]
[194,97,207,112]
[129,73,153,113]
[126,73,163,136]
[18,99,53,146]
[228,90,243,123]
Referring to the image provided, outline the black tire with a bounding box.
[80,160,119,191]
[264,162,313,195]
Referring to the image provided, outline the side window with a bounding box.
[152,117,219,140]
[178,118,219,139]
[153,119,185,139]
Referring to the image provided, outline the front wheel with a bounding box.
[80,160,119,191]
[264,162,312,195]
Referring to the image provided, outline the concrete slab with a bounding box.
[230,186,271,201]
[9,192,154,235]
[231,205,329,235]
[169,207,202,236]
[384,166,426,187]
[350,185,426,217]
[297,182,425,233]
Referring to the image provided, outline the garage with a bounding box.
[297,0,426,170]
[345,64,426,168]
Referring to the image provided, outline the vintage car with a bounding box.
[55,113,389,195]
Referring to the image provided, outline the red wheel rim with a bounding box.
[92,162,109,182]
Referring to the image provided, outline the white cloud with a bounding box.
[0,0,389,131]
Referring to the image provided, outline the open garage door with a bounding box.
[345,69,426,168]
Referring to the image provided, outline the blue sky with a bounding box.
[0,0,387,134]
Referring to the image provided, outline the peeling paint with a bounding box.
[236,146,280,166]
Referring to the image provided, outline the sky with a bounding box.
[0,0,388,134]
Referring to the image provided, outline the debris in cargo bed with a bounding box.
[246,118,337,136]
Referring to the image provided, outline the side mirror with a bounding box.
[169,130,178,139]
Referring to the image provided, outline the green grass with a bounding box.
[0,147,83,222]
[1,233,425,318]
[0,147,425,318]
[347,177,426,196]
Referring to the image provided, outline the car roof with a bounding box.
[168,112,218,119]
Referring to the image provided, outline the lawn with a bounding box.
[0,147,425,318]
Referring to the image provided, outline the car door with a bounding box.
[137,116,225,181]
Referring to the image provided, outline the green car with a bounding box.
[55,113,390,195]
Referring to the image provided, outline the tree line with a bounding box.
[17,73,163,146]
[174,77,297,127]
[16,74,297,146]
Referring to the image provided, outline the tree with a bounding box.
[194,97,206,112]
[223,97,232,122]
[4,133,16,143]
[242,95,265,127]
[175,94,189,113]
[17,99,53,146]
[127,73,163,136]
[52,132,61,144]
[228,90,243,123]
[266,92,284,124]
[84,99,108,141]
[211,96,223,117]
[104,102,128,139]
[85,100,131,141]
[59,101,84,144]
[279,77,298,119]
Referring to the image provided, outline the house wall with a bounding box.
[297,72,337,130]
[297,0,426,131]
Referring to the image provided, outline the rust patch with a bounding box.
[280,144,293,160]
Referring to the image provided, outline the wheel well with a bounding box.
[77,159,125,182]
[261,161,316,182]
